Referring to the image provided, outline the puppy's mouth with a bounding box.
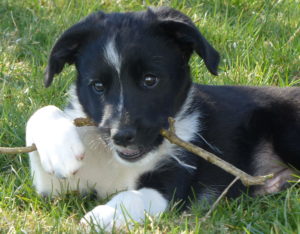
[116,146,150,162]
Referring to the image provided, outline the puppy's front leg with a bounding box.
[81,188,168,231]
[26,105,85,195]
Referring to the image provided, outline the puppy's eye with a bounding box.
[143,74,159,88]
[91,81,105,94]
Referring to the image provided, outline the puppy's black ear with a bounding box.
[151,7,220,75]
[44,12,105,87]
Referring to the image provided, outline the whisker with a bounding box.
[171,155,197,172]
[195,133,222,154]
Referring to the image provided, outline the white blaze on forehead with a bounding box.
[104,40,121,74]
[103,40,124,117]
[118,84,124,114]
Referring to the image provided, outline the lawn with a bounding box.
[0,0,299,233]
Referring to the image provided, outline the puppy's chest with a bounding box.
[75,157,137,198]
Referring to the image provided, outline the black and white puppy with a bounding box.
[26,7,300,231]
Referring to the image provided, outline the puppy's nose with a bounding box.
[112,128,136,146]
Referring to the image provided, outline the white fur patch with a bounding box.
[26,105,85,195]
[80,188,167,232]
[26,106,85,176]
[104,40,121,75]
[174,86,200,142]
[103,40,124,117]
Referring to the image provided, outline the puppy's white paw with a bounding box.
[26,105,85,178]
[80,189,168,232]
[80,204,132,232]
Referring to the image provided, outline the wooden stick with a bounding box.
[0,144,37,154]
[73,118,96,127]
[0,117,272,186]
[160,118,273,186]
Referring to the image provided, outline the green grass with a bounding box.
[0,0,299,232]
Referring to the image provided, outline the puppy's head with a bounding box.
[45,7,219,164]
